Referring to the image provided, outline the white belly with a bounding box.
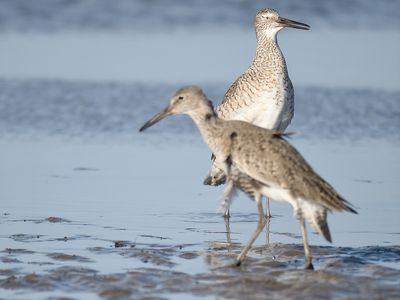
[261,183,298,208]
[244,87,292,130]
[260,182,326,231]
[221,82,294,131]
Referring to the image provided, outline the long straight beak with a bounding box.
[139,106,172,132]
[278,17,310,30]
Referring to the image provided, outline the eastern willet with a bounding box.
[203,8,310,218]
[139,86,357,269]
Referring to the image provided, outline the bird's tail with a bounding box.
[301,202,332,243]
[312,209,332,243]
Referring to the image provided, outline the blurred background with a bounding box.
[0,0,399,141]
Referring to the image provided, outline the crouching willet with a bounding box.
[203,8,310,218]
[139,86,357,269]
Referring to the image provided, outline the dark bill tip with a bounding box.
[278,17,310,30]
[139,107,171,132]
[138,121,152,132]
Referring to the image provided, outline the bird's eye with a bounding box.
[178,96,184,100]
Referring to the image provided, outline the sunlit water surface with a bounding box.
[0,79,399,299]
[1,1,400,299]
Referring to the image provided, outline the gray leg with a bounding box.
[265,215,270,245]
[265,197,271,218]
[221,167,234,219]
[264,197,271,243]
[299,217,314,270]
[224,215,232,245]
[235,193,265,266]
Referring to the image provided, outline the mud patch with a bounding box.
[47,253,93,263]
[2,248,35,255]
[99,288,132,299]
[113,240,131,248]
[0,273,54,290]
[1,257,22,264]
[0,241,400,299]
[139,234,171,240]
[45,217,71,223]
[73,167,100,172]
[88,243,191,268]
[9,234,43,242]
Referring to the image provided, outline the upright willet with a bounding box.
[139,86,357,269]
[203,8,310,218]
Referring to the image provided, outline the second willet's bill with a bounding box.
[203,8,310,218]
[139,86,357,269]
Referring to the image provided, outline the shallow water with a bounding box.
[1,1,400,299]
[0,56,399,300]
[1,0,399,32]
[0,79,399,141]
[1,133,400,299]
[1,30,399,91]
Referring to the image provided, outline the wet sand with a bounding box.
[1,233,400,300]
[1,136,400,299]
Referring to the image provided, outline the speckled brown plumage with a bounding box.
[204,8,309,202]
[140,86,356,269]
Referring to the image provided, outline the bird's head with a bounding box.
[254,8,310,38]
[139,86,213,132]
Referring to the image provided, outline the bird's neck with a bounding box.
[189,105,225,152]
[253,32,286,68]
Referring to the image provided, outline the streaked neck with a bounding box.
[188,106,223,149]
[254,30,285,67]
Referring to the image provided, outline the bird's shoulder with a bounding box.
[224,125,309,180]
[217,67,287,120]
[218,68,273,105]
[222,120,285,155]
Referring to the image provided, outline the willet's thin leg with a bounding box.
[224,216,232,246]
[265,214,270,245]
[265,197,271,243]
[221,164,234,220]
[235,193,265,266]
[265,197,271,218]
[224,209,230,219]
[299,216,314,270]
